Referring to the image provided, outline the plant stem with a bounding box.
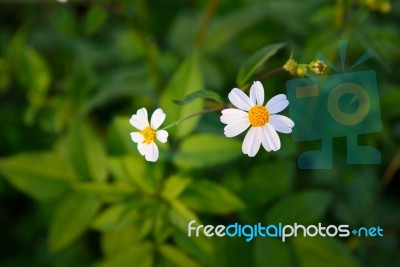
[195,0,220,47]
[162,106,224,130]
[243,66,285,92]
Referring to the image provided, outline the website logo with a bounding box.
[286,40,382,169]
[188,220,384,242]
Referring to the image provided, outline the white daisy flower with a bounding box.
[129,108,169,162]
[220,81,294,157]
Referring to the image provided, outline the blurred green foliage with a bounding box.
[0,0,399,266]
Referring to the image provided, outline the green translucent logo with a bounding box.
[286,41,382,169]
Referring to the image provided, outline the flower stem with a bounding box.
[161,106,224,130]
[195,0,220,47]
[243,66,285,92]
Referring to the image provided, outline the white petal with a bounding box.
[130,108,150,130]
[261,124,281,152]
[156,130,168,143]
[137,142,146,156]
[242,127,262,157]
[228,88,253,111]
[220,108,248,124]
[130,132,144,143]
[269,115,294,134]
[145,142,159,162]
[250,81,264,105]
[266,94,289,114]
[130,115,146,130]
[137,108,150,127]
[224,118,250,137]
[150,108,166,130]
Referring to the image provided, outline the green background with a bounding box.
[0,0,399,266]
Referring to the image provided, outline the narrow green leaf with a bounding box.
[91,202,140,231]
[70,181,134,204]
[161,52,204,138]
[153,203,172,243]
[169,199,199,232]
[161,175,192,201]
[108,155,155,194]
[67,123,107,182]
[180,180,245,214]
[293,237,361,267]
[173,134,242,168]
[265,190,332,225]
[173,229,214,266]
[107,116,137,155]
[85,6,108,35]
[160,245,202,267]
[236,42,285,88]
[173,90,223,105]
[204,6,270,52]
[99,242,153,267]
[101,227,142,258]
[49,191,101,252]
[0,153,77,201]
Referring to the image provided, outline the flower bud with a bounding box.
[309,60,327,75]
[283,58,298,75]
[296,65,308,77]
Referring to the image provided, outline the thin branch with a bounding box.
[162,106,224,130]
[382,150,400,187]
[195,0,220,47]
[243,66,285,92]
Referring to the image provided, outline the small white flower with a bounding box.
[129,108,169,162]
[220,81,294,157]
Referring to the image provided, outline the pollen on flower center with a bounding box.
[248,105,270,127]
[140,126,156,144]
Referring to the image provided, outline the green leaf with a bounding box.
[85,6,108,35]
[265,190,332,225]
[255,237,294,267]
[0,153,77,201]
[161,52,204,138]
[101,227,142,258]
[161,175,192,201]
[107,116,137,155]
[236,42,285,88]
[169,199,199,232]
[173,134,242,168]
[242,162,293,206]
[293,237,361,267]
[80,69,150,116]
[67,123,107,182]
[173,90,223,105]
[49,191,101,252]
[108,155,155,194]
[160,244,202,267]
[13,47,51,124]
[91,203,128,231]
[180,180,245,214]
[153,203,172,243]
[173,229,214,266]
[99,242,153,267]
[71,182,135,202]
[90,199,155,232]
[204,6,270,52]
[381,89,400,119]
[0,58,10,93]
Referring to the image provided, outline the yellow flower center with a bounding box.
[140,126,156,144]
[248,105,270,127]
